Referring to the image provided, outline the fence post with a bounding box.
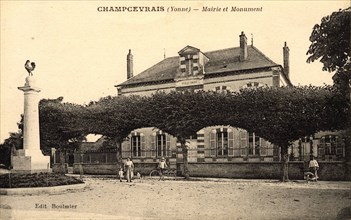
[8,172,11,188]
[46,163,49,186]
[79,163,84,180]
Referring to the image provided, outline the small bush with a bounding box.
[0,173,84,188]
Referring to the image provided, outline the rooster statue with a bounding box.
[24,60,36,76]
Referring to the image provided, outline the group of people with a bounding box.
[119,156,320,182]
[118,157,134,182]
[118,157,168,182]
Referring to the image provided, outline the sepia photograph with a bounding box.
[1,1,350,219]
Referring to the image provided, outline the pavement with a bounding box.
[1,175,351,220]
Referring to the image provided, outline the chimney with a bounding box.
[127,49,133,79]
[283,42,290,79]
[239,31,248,61]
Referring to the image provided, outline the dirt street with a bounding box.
[1,176,351,220]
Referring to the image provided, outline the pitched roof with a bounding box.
[117,45,279,87]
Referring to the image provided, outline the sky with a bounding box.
[1,1,349,143]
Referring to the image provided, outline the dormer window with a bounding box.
[178,46,209,76]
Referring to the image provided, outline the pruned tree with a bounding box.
[86,95,150,166]
[148,91,220,179]
[36,85,348,181]
[39,97,87,172]
[232,86,349,181]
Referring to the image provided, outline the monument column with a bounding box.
[20,76,41,155]
[12,61,51,173]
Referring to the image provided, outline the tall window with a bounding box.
[157,134,167,157]
[209,128,234,157]
[248,132,260,155]
[130,133,145,157]
[152,131,170,158]
[217,131,228,156]
[318,135,344,160]
[131,135,141,157]
[240,130,267,156]
[248,132,261,155]
[185,54,194,75]
[300,136,313,160]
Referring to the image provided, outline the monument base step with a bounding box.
[12,154,51,173]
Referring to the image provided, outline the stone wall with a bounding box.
[179,161,347,181]
[72,161,348,180]
[73,162,159,175]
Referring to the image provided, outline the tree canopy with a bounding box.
[22,85,349,180]
[307,7,350,73]
[307,7,351,99]
[39,97,87,152]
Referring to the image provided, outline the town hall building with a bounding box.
[72,32,347,180]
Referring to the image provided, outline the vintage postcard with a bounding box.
[1,1,350,219]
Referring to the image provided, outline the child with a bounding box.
[118,168,124,182]
[158,157,168,181]
[309,156,319,180]
[135,172,142,183]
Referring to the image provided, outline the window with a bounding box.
[130,133,145,157]
[209,128,234,157]
[247,132,261,155]
[241,82,267,90]
[157,134,167,157]
[131,136,141,157]
[319,135,344,159]
[217,131,228,156]
[214,85,231,94]
[240,130,267,156]
[300,136,313,160]
[152,131,170,158]
[248,132,260,155]
[185,56,194,75]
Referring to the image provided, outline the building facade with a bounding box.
[115,32,293,175]
[73,32,348,180]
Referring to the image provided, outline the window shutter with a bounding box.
[151,133,156,157]
[166,134,171,157]
[228,129,234,156]
[240,130,247,156]
[126,134,132,158]
[140,134,145,157]
[260,138,267,156]
[210,130,216,157]
[318,144,325,157]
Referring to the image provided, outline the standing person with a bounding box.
[124,158,134,182]
[118,167,124,182]
[309,156,319,180]
[158,157,168,181]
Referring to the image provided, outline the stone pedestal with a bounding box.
[12,75,51,173]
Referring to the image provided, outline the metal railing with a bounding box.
[73,145,346,164]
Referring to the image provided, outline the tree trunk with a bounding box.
[115,138,122,168]
[280,146,289,182]
[59,149,66,174]
[10,144,15,169]
[179,138,190,180]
